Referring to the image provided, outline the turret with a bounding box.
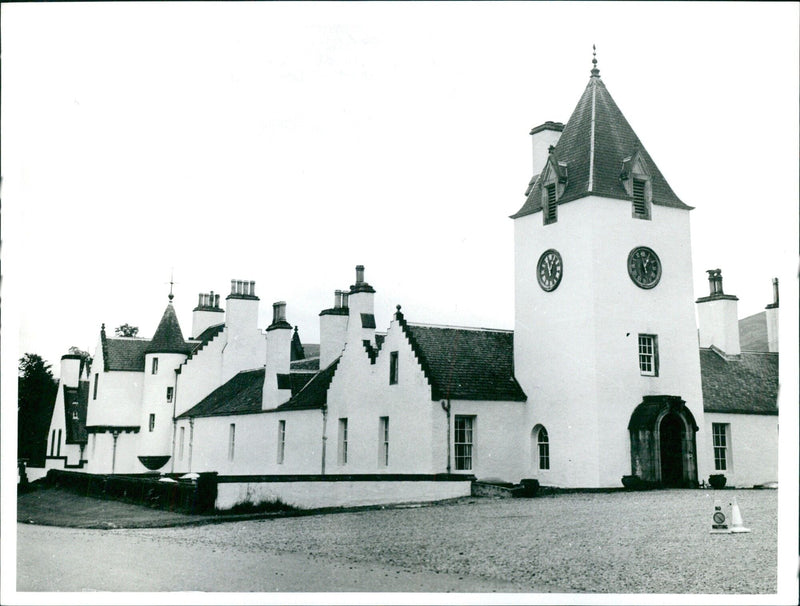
[191,291,224,338]
[262,301,293,410]
[696,269,741,356]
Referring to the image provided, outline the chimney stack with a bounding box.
[696,269,740,356]
[263,301,293,410]
[530,121,564,177]
[320,288,350,368]
[192,289,224,338]
[765,277,779,353]
[347,264,376,348]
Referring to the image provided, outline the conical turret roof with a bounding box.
[146,302,190,355]
[512,67,691,219]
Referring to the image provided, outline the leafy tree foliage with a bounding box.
[18,354,58,466]
[68,346,93,372]
[115,324,139,337]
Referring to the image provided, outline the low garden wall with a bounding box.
[45,469,218,514]
[215,474,474,510]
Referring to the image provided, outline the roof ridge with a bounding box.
[406,322,513,333]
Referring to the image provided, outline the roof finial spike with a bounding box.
[591,43,600,77]
[168,269,175,302]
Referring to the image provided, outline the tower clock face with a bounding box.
[537,249,563,292]
[628,246,662,289]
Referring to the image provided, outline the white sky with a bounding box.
[3,3,798,372]
[2,3,799,603]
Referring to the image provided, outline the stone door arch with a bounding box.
[628,396,698,487]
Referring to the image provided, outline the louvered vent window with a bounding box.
[632,179,649,219]
[544,184,557,225]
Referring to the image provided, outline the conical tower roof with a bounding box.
[146,302,190,355]
[512,61,691,219]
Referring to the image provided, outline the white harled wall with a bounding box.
[514,197,706,487]
[704,412,778,487]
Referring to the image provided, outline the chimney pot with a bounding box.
[341,292,349,308]
[250,281,256,296]
[273,301,286,323]
[772,278,779,306]
[198,293,204,307]
[231,280,236,295]
[355,265,365,284]
[215,294,220,308]
[335,290,343,308]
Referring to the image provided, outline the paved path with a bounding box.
[16,523,529,593]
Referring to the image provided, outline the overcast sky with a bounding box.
[3,2,798,374]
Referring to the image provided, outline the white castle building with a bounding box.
[42,59,779,508]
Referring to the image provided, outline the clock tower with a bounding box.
[512,55,707,488]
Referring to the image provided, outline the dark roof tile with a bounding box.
[146,303,192,354]
[104,338,150,372]
[700,349,778,415]
[512,76,690,219]
[402,322,526,402]
[277,358,341,411]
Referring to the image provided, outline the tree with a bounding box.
[68,346,93,373]
[18,354,58,466]
[115,324,139,337]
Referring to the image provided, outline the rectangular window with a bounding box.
[91,433,96,457]
[149,414,155,432]
[72,410,79,420]
[338,418,348,465]
[228,423,236,461]
[544,184,557,225]
[712,423,729,471]
[277,420,286,464]
[50,429,56,456]
[638,334,658,376]
[389,352,399,385]
[179,426,185,460]
[379,416,389,467]
[166,386,174,403]
[454,415,475,471]
[151,358,159,375]
[632,179,648,218]
[93,373,99,400]
[56,429,62,456]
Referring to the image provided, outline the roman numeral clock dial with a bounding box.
[628,246,662,289]
[537,249,563,292]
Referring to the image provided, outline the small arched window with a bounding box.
[537,427,550,470]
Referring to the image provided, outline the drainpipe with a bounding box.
[441,399,451,474]
[188,418,194,473]
[111,430,120,474]
[321,405,328,475]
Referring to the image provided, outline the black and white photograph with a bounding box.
[3,2,798,604]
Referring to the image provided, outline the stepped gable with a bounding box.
[700,349,778,415]
[146,302,192,355]
[512,68,690,219]
[63,381,89,444]
[275,358,341,412]
[398,313,526,402]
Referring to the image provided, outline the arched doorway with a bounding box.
[659,412,684,487]
[628,396,698,487]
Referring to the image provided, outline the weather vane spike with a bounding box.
[168,269,175,302]
[591,44,600,77]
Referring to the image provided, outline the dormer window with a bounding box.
[540,154,567,226]
[544,184,557,224]
[621,152,652,220]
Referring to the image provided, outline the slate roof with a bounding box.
[177,368,315,419]
[146,303,192,354]
[63,381,89,444]
[276,358,341,411]
[512,71,690,219]
[699,348,778,415]
[290,357,320,371]
[104,338,151,372]
[401,321,526,402]
[739,311,769,351]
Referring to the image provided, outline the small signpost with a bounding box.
[709,499,730,534]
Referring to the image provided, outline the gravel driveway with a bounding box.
[18,489,777,594]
